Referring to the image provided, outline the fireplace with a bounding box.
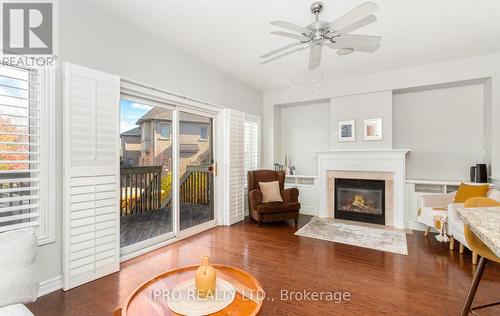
[334,178,385,225]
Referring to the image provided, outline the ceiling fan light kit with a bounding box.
[260,1,382,70]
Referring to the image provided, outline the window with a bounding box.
[200,126,208,140]
[0,64,55,244]
[159,123,170,139]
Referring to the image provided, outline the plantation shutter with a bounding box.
[243,115,260,212]
[225,109,245,225]
[63,63,120,290]
[0,65,40,232]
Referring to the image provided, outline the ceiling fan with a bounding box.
[261,1,382,70]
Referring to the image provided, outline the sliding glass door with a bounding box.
[178,111,214,231]
[119,100,175,253]
[119,95,218,257]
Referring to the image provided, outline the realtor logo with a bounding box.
[2,2,53,54]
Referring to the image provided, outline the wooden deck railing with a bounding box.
[120,166,162,216]
[160,165,211,208]
[179,165,211,205]
[121,165,211,217]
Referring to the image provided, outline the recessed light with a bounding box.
[312,79,316,82]
[337,48,354,55]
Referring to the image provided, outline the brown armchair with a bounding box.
[247,170,300,226]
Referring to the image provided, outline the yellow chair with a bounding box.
[460,198,500,315]
[463,197,500,264]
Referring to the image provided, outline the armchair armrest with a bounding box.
[249,189,262,206]
[421,191,456,208]
[281,188,299,203]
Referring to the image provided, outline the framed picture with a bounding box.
[363,118,383,141]
[338,120,355,142]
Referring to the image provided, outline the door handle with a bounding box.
[208,162,217,176]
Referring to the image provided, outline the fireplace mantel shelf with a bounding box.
[317,149,411,154]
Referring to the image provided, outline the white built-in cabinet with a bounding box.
[285,175,319,216]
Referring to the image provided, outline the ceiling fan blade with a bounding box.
[271,20,310,35]
[309,44,322,70]
[337,14,377,34]
[260,46,309,65]
[335,34,381,46]
[260,42,303,58]
[271,31,309,41]
[328,34,381,52]
[327,1,379,32]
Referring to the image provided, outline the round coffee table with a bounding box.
[114,264,264,316]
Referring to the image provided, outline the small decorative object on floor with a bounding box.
[433,214,449,242]
[195,255,216,298]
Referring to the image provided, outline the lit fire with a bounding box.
[352,195,367,208]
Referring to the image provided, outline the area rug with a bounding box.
[295,219,408,255]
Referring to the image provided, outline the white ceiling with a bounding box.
[83,0,500,91]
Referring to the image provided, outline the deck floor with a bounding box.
[120,203,212,247]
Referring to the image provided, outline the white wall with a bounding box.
[331,91,392,149]
[393,83,485,180]
[263,53,500,184]
[280,101,330,175]
[37,0,262,287]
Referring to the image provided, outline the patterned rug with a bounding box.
[295,219,408,255]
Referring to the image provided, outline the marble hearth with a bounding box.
[318,149,410,229]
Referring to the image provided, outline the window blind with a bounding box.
[0,64,40,233]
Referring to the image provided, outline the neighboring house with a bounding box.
[120,127,141,166]
[135,108,211,176]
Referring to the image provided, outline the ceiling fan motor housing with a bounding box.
[310,2,324,15]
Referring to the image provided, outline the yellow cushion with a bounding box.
[464,197,500,208]
[259,181,283,203]
[453,183,489,203]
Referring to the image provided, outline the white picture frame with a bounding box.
[337,120,355,142]
[363,118,383,141]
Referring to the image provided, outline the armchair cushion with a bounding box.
[256,202,300,214]
[453,183,489,203]
[259,181,283,203]
[464,197,500,208]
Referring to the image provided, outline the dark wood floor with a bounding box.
[29,215,500,315]
[120,203,212,247]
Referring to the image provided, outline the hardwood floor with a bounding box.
[29,215,500,315]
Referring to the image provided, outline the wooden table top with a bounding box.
[114,264,264,316]
[457,207,500,257]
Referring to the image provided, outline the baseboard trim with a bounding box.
[300,210,318,216]
[38,275,63,298]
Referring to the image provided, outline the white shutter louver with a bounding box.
[0,65,41,233]
[225,109,245,225]
[244,115,260,183]
[243,115,260,212]
[63,63,120,290]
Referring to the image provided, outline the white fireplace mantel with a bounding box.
[317,149,410,228]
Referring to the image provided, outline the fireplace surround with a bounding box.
[318,149,410,228]
[334,178,385,225]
